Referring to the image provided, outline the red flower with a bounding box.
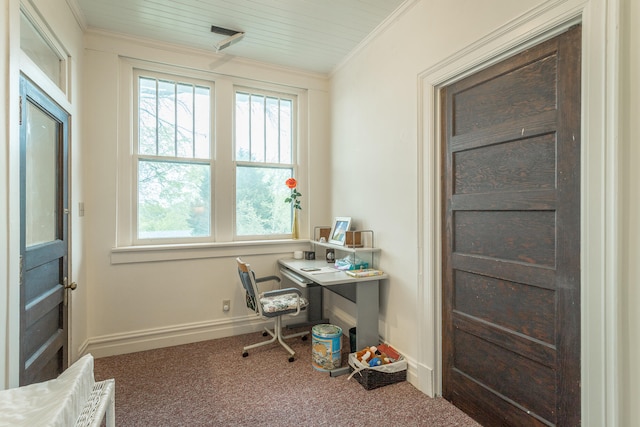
[285,178,302,210]
[285,178,297,189]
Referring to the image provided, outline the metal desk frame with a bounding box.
[278,258,387,376]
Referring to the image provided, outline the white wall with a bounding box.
[331,0,638,424]
[81,33,331,357]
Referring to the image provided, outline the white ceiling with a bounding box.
[70,0,409,75]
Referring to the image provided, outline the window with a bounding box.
[20,8,68,93]
[235,89,296,237]
[128,66,304,246]
[134,71,212,242]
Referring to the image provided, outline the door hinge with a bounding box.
[19,96,22,126]
[19,255,24,285]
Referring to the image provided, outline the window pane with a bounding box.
[157,80,176,156]
[236,166,292,236]
[235,92,250,161]
[25,102,58,246]
[139,77,211,159]
[250,95,265,162]
[265,97,280,162]
[176,83,194,158]
[20,13,62,89]
[138,159,210,238]
[138,77,157,155]
[194,86,210,158]
[280,99,292,163]
[235,91,293,165]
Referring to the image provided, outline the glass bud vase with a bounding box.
[292,209,300,239]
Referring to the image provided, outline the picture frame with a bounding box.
[329,216,351,246]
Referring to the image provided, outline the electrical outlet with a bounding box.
[222,299,230,312]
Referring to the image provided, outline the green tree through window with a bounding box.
[235,90,296,237]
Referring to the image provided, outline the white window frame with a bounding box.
[114,58,309,256]
[132,69,215,245]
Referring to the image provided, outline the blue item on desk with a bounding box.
[334,256,369,270]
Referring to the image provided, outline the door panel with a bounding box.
[454,210,556,265]
[442,25,581,426]
[19,75,70,386]
[454,271,555,343]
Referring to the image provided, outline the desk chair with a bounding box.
[236,257,309,362]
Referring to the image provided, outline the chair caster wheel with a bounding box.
[242,351,248,357]
[301,335,308,341]
[288,356,295,362]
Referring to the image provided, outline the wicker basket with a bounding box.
[348,353,407,390]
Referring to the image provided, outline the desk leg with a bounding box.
[329,279,380,378]
[355,280,380,350]
[287,283,329,329]
[306,283,324,322]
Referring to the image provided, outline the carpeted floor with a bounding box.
[94,328,481,426]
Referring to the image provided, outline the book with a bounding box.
[376,343,401,361]
[344,269,384,278]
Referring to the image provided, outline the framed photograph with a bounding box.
[329,217,351,246]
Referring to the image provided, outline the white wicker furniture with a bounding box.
[75,378,115,427]
[0,354,115,427]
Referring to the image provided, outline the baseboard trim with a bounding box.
[415,362,434,397]
[82,316,268,358]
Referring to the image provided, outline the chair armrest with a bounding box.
[255,275,281,284]
[255,275,281,294]
[262,287,302,298]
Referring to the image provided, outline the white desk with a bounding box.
[278,258,387,374]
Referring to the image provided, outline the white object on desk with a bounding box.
[293,250,303,259]
[309,267,340,274]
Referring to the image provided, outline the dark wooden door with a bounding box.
[441,26,581,426]
[19,75,70,386]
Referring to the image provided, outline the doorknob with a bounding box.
[63,277,77,290]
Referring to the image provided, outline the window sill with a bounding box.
[110,239,311,265]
